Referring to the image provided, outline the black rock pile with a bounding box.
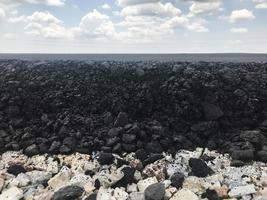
[0,59,267,162]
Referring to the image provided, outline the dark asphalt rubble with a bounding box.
[0,60,267,162]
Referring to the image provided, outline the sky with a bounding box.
[0,0,266,53]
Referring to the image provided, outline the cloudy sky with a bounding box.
[0,0,266,53]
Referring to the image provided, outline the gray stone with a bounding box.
[144,183,165,200]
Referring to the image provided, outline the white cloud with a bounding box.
[0,0,65,6]
[253,0,267,9]
[121,2,181,17]
[0,7,5,21]
[19,11,70,39]
[230,27,248,33]
[27,11,62,24]
[76,9,116,38]
[102,4,111,10]
[116,0,209,42]
[117,0,159,7]
[189,0,222,15]
[229,9,255,23]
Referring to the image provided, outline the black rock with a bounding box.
[135,148,148,161]
[146,142,163,154]
[108,128,121,137]
[84,193,97,200]
[98,152,114,165]
[170,172,185,188]
[0,130,8,138]
[7,164,26,176]
[144,183,165,200]
[85,170,95,177]
[201,189,222,200]
[59,145,72,154]
[256,150,267,162]
[230,160,246,167]
[24,144,39,156]
[122,134,136,143]
[94,179,101,190]
[189,158,213,177]
[143,154,164,166]
[202,102,224,120]
[122,143,136,152]
[113,166,135,188]
[51,185,84,200]
[63,137,77,150]
[114,112,128,127]
[116,158,129,168]
[49,141,61,152]
[112,143,122,153]
[231,149,254,162]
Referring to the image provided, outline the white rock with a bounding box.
[69,173,93,187]
[16,173,31,187]
[32,191,54,200]
[0,187,24,200]
[128,192,145,200]
[0,178,4,192]
[95,169,124,188]
[182,176,205,195]
[134,170,142,181]
[137,177,158,192]
[26,170,52,185]
[97,187,113,200]
[48,166,72,190]
[165,187,177,199]
[170,188,199,200]
[163,180,171,188]
[1,151,28,167]
[127,183,138,193]
[113,187,128,200]
[228,184,256,197]
[84,160,100,172]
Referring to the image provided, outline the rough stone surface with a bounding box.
[51,185,84,200]
[144,183,165,200]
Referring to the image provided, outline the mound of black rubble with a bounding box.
[0,59,267,162]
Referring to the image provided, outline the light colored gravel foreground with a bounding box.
[0,148,267,200]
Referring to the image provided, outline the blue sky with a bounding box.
[0,0,266,53]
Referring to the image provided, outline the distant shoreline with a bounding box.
[0,53,267,62]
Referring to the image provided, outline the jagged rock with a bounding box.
[170,188,199,200]
[24,144,39,156]
[7,164,26,176]
[189,158,213,177]
[137,177,158,192]
[129,192,145,200]
[202,102,224,120]
[51,185,84,200]
[114,112,128,127]
[228,185,256,197]
[98,152,114,165]
[0,187,24,200]
[231,150,254,162]
[48,166,72,190]
[170,172,185,188]
[201,189,222,200]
